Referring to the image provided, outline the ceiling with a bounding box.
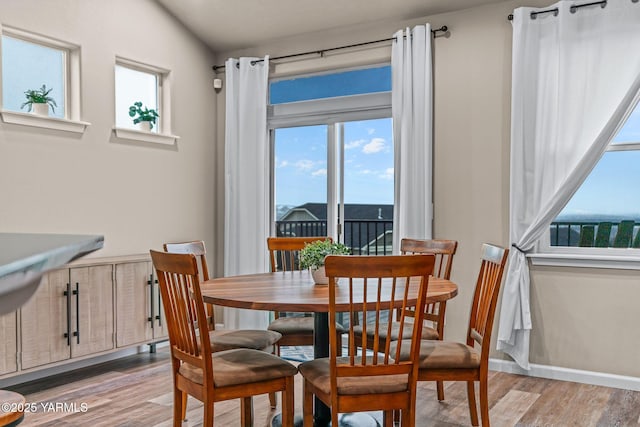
[157,0,507,52]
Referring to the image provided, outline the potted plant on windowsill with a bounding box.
[21,85,57,116]
[299,240,350,285]
[128,101,159,132]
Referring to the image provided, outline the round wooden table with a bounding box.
[0,390,25,426]
[201,270,458,427]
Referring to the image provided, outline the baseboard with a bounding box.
[489,358,640,391]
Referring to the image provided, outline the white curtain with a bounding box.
[497,1,640,369]
[224,56,270,330]
[391,24,433,253]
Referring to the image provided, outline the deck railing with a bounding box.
[550,220,640,247]
[275,219,393,255]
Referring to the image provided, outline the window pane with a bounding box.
[613,101,640,144]
[551,151,640,247]
[2,35,65,118]
[274,125,328,237]
[115,65,158,132]
[343,118,394,255]
[270,66,391,104]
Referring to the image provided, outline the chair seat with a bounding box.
[298,356,408,396]
[353,321,439,342]
[179,348,298,388]
[268,316,346,335]
[390,339,481,369]
[209,329,281,352]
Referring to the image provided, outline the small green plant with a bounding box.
[299,239,350,270]
[128,101,159,130]
[21,85,57,112]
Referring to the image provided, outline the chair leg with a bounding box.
[282,376,295,427]
[336,332,342,357]
[240,396,253,427]
[467,381,479,426]
[436,380,445,401]
[203,402,214,427]
[173,388,183,427]
[269,392,277,409]
[303,381,314,427]
[383,410,393,427]
[181,392,188,421]
[479,377,490,427]
[401,408,414,427]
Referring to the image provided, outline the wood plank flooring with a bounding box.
[6,349,640,426]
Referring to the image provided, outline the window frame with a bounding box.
[112,56,178,145]
[532,140,640,270]
[0,25,89,133]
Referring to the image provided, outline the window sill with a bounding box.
[1,110,90,134]
[113,127,179,145]
[528,252,640,270]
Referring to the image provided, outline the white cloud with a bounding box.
[379,168,394,180]
[312,168,327,177]
[367,128,375,135]
[345,139,365,150]
[295,159,315,170]
[276,160,289,168]
[362,138,385,154]
[359,169,373,175]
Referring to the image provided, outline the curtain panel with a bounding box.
[391,24,434,253]
[497,0,640,369]
[224,56,270,330]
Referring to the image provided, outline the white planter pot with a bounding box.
[311,266,328,285]
[138,121,152,132]
[32,103,49,116]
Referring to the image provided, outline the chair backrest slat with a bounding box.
[325,254,434,383]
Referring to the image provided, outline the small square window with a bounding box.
[0,26,84,132]
[115,58,172,137]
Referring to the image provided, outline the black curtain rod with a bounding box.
[212,25,448,72]
[507,0,618,21]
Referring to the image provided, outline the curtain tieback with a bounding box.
[511,243,527,254]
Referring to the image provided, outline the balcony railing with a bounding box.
[550,220,640,248]
[275,219,393,255]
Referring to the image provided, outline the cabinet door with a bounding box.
[0,312,17,375]
[115,262,153,347]
[151,274,169,340]
[21,269,70,369]
[70,265,114,358]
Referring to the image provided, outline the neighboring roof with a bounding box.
[280,203,393,221]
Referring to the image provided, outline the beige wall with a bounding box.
[0,0,217,259]
[215,0,640,378]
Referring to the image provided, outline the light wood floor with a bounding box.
[7,349,640,426]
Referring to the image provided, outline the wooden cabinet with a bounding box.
[115,261,167,348]
[0,312,17,375]
[20,265,114,369]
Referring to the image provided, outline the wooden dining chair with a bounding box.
[266,237,345,357]
[353,238,458,400]
[298,254,435,427]
[150,250,297,427]
[391,243,508,427]
[164,241,282,410]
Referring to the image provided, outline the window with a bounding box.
[270,65,393,255]
[0,26,86,132]
[113,58,176,144]
[539,101,640,266]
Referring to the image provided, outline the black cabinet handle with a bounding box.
[147,274,154,325]
[155,278,162,327]
[63,283,71,346]
[73,283,80,344]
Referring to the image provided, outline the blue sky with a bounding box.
[274,118,394,207]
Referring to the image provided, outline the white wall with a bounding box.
[0,0,218,260]
[215,0,640,378]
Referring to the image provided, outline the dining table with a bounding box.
[201,269,458,427]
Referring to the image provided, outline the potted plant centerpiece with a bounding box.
[299,239,350,285]
[21,85,57,116]
[128,101,159,132]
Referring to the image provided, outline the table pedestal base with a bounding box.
[271,412,381,427]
